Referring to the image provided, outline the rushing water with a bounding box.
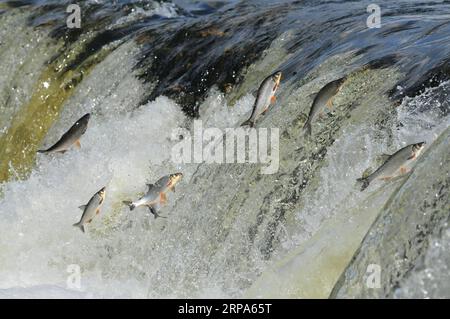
[0,0,449,298]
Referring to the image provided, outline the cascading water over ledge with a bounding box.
[0,0,449,299]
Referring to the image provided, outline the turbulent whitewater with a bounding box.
[0,0,449,298]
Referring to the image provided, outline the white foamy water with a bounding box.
[0,96,186,296]
[0,53,257,298]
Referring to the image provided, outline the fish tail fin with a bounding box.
[73,222,85,233]
[356,177,370,191]
[240,119,254,128]
[303,121,312,136]
[148,206,166,219]
[154,212,167,219]
[122,201,135,211]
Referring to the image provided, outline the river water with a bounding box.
[0,0,449,298]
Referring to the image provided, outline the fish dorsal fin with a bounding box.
[78,204,87,211]
[377,153,392,163]
[308,92,318,100]
[373,154,391,167]
[146,183,154,191]
[361,167,373,179]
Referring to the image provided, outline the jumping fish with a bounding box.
[357,142,426,191]
[123,173,183,219]
[241,71,282,127]
[303,77,346,136]
[73,186,106,233]
[38,113,91,154]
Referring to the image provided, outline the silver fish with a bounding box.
[303,77,346,136]
[38,113,91,154]
[241,71,282,127]
[357,142,426,191]
[73,186,106,233]
[123,173,183,219]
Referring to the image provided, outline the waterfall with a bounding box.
[0,0,449,298]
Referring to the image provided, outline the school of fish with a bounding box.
[30,68,428,234]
